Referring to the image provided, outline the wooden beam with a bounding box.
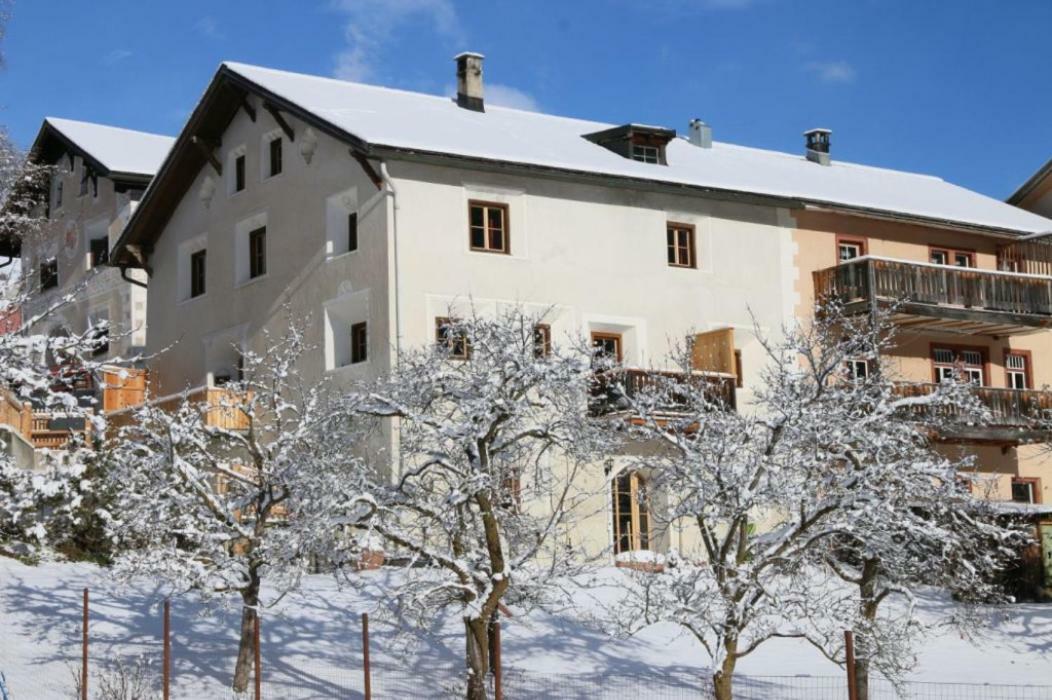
[351,150,384,189]
[190,136,222,176]
[263,102,294,142]
[241,96,257,122]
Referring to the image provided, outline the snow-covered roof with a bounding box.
[41,118,174,177]
[224,61,1052,235]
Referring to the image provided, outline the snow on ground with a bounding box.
[1,557,1051,699]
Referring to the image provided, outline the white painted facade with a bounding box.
[139,94,798,560]
[23,157,148,359]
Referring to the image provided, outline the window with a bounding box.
[268,138,283,177]
[350,322,368,364]
[838,238,865,262]
[533,324,551,358]
[248,227,267,279]
[612,471,650,554]
[436,317,470,359]
[235,155,246,192]
[631,144,660,164]
[55,178,63,209]
[347,212,359,253]
[845,358,870,381]
[1011,477,1040,504]
[79,166,90,196]
[933,347,985,385]
[1006,352,1030,390]
[40,258,58,290]
[468,201,509,254]
[88,315,109,357]
[591,332,622,364]
[89,237,109,267]
[190,249,207,298]
[930,247,975,267]
[666,223,695,268]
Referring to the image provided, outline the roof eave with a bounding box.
[1007,157,1052,205]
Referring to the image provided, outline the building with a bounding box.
[1009,157,1052,219]
[20,118,174,358]
[0,118,171,464]
[111,56,1052,564]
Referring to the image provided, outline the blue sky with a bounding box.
[1,0,1049,199]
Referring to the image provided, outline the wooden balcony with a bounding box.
[814,256,1052,336]
[590,368,736,417]
[1,390,92,450]
[893,383,1052,444]
[106,386,251,432]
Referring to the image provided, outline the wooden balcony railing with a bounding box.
[1,388,92,450]
[892,383,1052,439]
[813,257,1052,328]
[107,386,251,432]
[590,368,736,417]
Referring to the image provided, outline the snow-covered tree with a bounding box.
[337,307,614,700]
[611,304,1014,700]
[103,325,371,694]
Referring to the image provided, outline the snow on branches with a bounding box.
[335,306,616,700]
[610,303,1024,700]
[103,324,371,693]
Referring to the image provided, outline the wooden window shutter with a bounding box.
[691,327,736,377]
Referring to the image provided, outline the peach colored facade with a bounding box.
[792,209,1052,506]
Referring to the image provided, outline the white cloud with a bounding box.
[195,16,223,40]
[805,60,856,84]
[102,49,132,66]
[331,0,463,82]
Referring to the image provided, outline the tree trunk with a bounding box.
[712,639,738,700]
[232,573,261,694]
[465,616,491,700]
[854,558,880,700]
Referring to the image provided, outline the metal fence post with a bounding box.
[493,615,503,700]
[254,614,262,700]
[81,588,88,700]
[163,599,171,700]
[844,630,858,700]
[362,612,372,700]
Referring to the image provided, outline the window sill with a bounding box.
[327,249,360,263]
[179,293,208,306]
[327,360,371,376]
[469,247,511,256]
[235,273,269,290]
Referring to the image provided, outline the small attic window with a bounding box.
[584,124,676,165]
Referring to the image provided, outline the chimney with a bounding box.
[455,52,485,112]
[689,119,712,148]
[804,128,832,165]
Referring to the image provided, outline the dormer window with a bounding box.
[584,124,675,165]
[632,144,660,164]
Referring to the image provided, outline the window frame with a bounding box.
[533,323,552,358]
[234,154,246,192]
[435,317,471,360]
[612,471,651,554]
[350,321,368,364]
[1011,476,1041,505]
[836,235,867,263]
[89,237,109,268]
[1004,350,1032,390]
[928,245,976,268]
[468,200,510,255]
[248,226,267,279]
[40,258,59,291]
[666,222,696,269]
[268,137,283,178]
[591,332,623,364]
[630,143,660,164]
[347,211,359,253]
[931,344,988,386]
[190,249,207,299]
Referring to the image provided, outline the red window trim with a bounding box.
[1012,476,1042,505]
[1004,349,1033,390]
[930,343,990,386]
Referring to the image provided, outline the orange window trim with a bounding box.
[468,200,510,254]
[1004,348,1033,390]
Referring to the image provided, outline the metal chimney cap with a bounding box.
[454,51,486,61]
